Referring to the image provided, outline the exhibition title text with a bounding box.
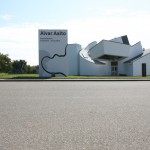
[40,31,66,36]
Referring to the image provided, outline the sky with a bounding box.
[0,0,150,65]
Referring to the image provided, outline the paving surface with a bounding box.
[0,81,150,150]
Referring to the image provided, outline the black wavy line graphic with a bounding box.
[41,44,68,77]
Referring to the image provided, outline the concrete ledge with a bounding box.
[0,78,150,82]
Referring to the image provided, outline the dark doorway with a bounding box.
[111,61,118,76]
[142,63,146,77]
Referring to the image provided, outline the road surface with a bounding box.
[0,81,150,150]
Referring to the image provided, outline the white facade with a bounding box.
[132,52,150,76]
[39,32,150,77]
[39,29,68,77]
[89,40,130,60]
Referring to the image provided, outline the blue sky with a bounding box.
[0,0,150,65]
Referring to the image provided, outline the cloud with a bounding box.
[0,10,150,65]
[0,24,38,65]
[0,23,54,65]
[62,10,150,48]
[0,14,14,21]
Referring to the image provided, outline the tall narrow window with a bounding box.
[142,63,146,77]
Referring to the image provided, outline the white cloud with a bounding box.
[62,10,150,48]
[0,10,150,65]
[0,24,38,65]
[0,14,14,21]
[0,23,56,65]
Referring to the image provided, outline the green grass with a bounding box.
[0,73,150,79]
[0,73,46,79]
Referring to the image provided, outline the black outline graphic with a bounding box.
[41,45,68,77]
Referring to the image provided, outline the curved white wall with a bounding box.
[79,56,108,76]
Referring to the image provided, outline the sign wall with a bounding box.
[39,29,68,77]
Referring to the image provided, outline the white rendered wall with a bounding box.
[89,40,130,60]
[79,55,109,76]
[129,42,143,58]
[103,40,130,57]
[110,37,123,44]
[67,44,81,75]
[106,61,111,75]
[125,63,133,76]
[133,54,150,76]
[88,41,104,59]
[120,42,143,65]
[117,60,134,76]
[39,29,68,77]
[85,41,97,51]
[118,61,125,75]
[118,42,143,75]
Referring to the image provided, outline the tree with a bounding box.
[30,65,39,74]
[0,53,12,73]
[24,65,38,74]
[0,52,38,74]
[25,65,31,74]
[12,60,27,73]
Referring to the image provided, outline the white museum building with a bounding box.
[39,29,150,77]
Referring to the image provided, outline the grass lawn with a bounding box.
[0,73,150,79]
[0,73,41,79]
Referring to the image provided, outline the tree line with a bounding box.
[0,53,38,74]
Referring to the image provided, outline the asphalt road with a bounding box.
[0,81,150,150]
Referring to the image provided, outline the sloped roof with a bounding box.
[124,49,150,63]
[110,35,130,45]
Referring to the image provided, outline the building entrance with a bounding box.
[111,61,118,76]
[142,63,146,77]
